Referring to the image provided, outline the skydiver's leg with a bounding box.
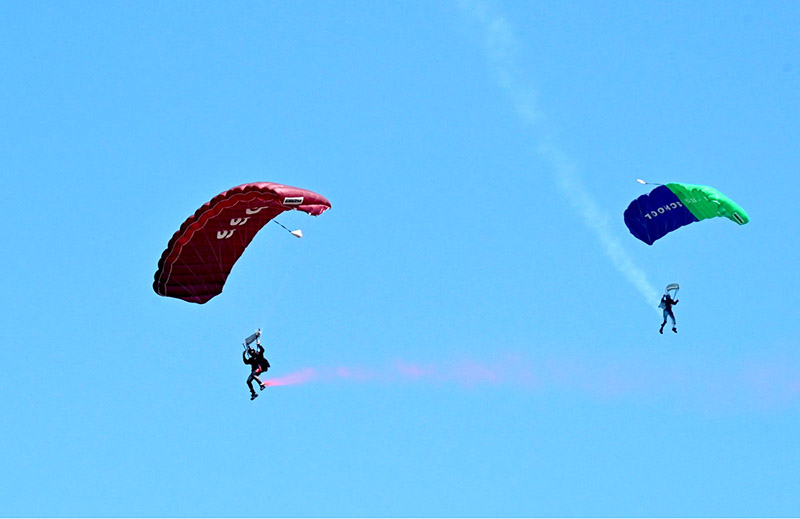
[660,310,668,334]
[254,368,267,390]
[249,370,263,389]
[247,373,258,395]
[668,310,676,332]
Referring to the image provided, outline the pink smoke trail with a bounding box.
[262,355,537,389]
[263,368,316,387]
[260,354,800,411]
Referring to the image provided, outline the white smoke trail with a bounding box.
[459,0,660,308]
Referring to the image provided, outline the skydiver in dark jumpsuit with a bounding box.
[243,340,270,400]
[660,294,678,334]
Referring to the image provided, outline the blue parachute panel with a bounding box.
[623,185,698,245]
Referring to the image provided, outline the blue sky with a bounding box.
[2,1,799,517]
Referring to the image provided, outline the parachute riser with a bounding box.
[243,329,261,350]
[665,283,680,299]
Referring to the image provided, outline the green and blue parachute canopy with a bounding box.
[624,182,749,245]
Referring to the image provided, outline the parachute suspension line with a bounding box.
[260,267,291,327]
[258,220,298,320]
[272,219,303,238]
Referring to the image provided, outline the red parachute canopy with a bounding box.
[153,182,331,304]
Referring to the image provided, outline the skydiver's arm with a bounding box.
[243,351,249,364]
[257,344,264,355]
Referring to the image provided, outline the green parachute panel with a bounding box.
[666,183,750,225]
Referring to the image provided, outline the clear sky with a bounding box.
[2,1,799,517]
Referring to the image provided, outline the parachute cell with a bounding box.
[623,182,749,245]
[153,182,331,304]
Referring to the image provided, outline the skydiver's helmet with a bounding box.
[247,347,256,356]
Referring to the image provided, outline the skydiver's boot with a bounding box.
[672,327,677,333]
[250,392,258,400]
[259,383,267,391]
[659,324,664,334]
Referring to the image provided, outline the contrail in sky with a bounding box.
[458,0,661,308]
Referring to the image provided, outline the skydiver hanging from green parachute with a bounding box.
[659,284,679,334]
[623,180,750,335]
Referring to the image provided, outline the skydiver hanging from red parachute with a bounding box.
[152,182,331,399]
[242,329,270,400]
